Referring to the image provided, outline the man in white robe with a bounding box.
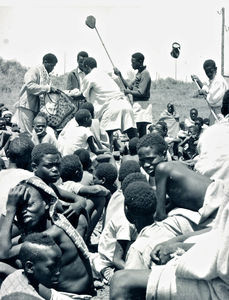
[81,57,137,145]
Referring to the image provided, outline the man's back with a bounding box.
[155,161,212,213]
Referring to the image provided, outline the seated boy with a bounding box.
[74,148,94,186]
[104,160,141,226]
[137,133,213,221]
[80,102,110,149]
[91,174,147,284]
[0,232,70,299]
[93,162,118,196]
[31,115,58,147]
[31,143,106,240]
[121,137,139,164]
[0,177,95,296]
[178,125,200,160]
[59,154,109,238]
[58,109,108,157]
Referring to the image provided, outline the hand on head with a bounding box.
[7,184,27,211]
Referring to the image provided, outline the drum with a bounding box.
[40,90,77,130]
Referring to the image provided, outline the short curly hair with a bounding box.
[121,172,147,192]
[60,154,83,182]
[19,233,58,268]
[95,163,118,184]
[31,143,60,165]
[137,133,167,155]
[128,137,139,155]
[74,109,91,125]
[118,160,141,182]
[8,135,34,169]
[124,181,156,216]
[74,148,92,171]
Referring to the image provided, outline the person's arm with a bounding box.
[24,67,54,95]
[154,163,170,221]
[78,184,110,197]
[207,79,227,106]
[113,68,132,89]
[113,240,129,270]
[191,74,203,89]
[87,136,107,155]
[0,186,25,259]
[126,72,150,99]
[150,227,211,265]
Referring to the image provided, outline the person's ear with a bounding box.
[101,177,106,184]
[31,162,38,172]
[24,261,34,274]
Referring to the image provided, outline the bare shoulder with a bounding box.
[155,161,189,176]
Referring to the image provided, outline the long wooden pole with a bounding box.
[221,7,225,76]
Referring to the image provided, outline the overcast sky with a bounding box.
[0,0,229,81]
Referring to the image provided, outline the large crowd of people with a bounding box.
[0,51,229,300]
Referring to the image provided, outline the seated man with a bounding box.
[137,133,212,221]
[0,177,95,296]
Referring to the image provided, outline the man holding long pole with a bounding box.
[191,59,228,125]
[81,57,137,148]
[114,53,152,137]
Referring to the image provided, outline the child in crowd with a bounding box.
[184,108,198,128]
[203,117,210,127]
[2,110,13,133]
[91,172,146,284]
[58,109,107,157]
[137,133,212,221]
[0,233,64,299]
[0,118,11,152]
[80,102,110,150]
[159,103,180,139]
[178,125,200,160]
[93,162,118,196]
[104,160,141,227]
[121,137,139,164]
[31,115,58,147]
[194,116,204,135]
[74,148,94,186]
[177,121,188,140]
[0,177,96,296]
[59,154,109,238]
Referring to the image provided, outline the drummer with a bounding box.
[12,53,58,135]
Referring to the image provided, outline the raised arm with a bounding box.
[0,186,25,259]
[113,68,132,89]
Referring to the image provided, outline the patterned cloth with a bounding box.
[25,176,90,260]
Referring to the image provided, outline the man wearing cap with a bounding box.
[13,53,58,135]
[192,59,228,125]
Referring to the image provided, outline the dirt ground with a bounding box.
[93,284,110,300]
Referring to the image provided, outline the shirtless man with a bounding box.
[137,133,212,220]
[0,178,95,296]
